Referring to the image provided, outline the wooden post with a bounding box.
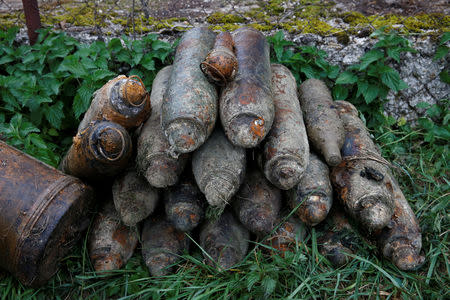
[22,0,42,45]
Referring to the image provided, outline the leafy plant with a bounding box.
[267,30,340,83]
[434,32,450,84]
[332,27,416,128]
[0,27,174,166]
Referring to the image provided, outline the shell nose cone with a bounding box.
[120,78,147,106]
[166,120,205,154]
[392,246,425,271]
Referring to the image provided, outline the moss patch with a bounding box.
[207,12,245,24]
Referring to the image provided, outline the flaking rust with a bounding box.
[266,212,307,255]
[78,75,151,131]
[331,101,394,232]
[220,27,275,148]
[165,174,205,232]
[199,209,249,270]
[161,27,218,154]
[375,175,425,271]
[233,168,281,236]
[141,215,190,276]
[0,141,94,287]
[287,152,332,226]
[112,168,159,226]
[136,66,189,188]
[192,127,246,207]
[298,79,344,167]
[200,31,238,85]
[317,206,360,267]
[261,64,309,190]
[61,121,132,180]
[89,201,138,272]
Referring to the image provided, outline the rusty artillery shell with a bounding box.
[266,213,307,255]
[89,201,139,272]
[61,121,133,180]
[287,152,332,226]
[142,215,190,276]
[199,210,249,270]
[261,64,309,190]
[112,169,159,226]
[233,168,282,236]
[298,79,344,167]
[331,101,394,232]
[317,207,359,267]
[78,75,151,131]
[136,66,189,188]
[192,127,246,207]
[200,31,238,85]
[376,176,424,271]
[161,27,218,154]
[0,141,94,287]
[220,27,275,148]
[164,176,205,232]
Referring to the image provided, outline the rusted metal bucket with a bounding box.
[0,141,94,287]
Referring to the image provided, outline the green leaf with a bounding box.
[356,80,369,98]
[332,84,349,100]
[91,69,116,81]
[434,45,448,61]
[140,55,156,71]
[363,84,380,104]
[359,49,384,71]
[300,65,317,79]
[439,70,450,84]
[261,277,276,296]
[336,71,358,84]
[44,101,64,129]
[58,55,87,77]
[439,32,450,45]
[19,121,40,136]
[73,82,94,118]
[108,38,123,53]
[29,133,48,149]
[26,95,53,111]
[42,75,62,95]
[0,55,15,65]
[387,47,401,62]
[380,68,407,92]
[416,102,431,109]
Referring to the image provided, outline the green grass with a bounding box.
[0,28,449,299]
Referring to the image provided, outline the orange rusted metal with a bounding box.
[78,75,151,131]
[61,121,132,181]
[266,213,306,256]
[200,31,238,85]
[0,141,94,287]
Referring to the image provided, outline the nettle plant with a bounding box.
[332,27,416,128]
[0,27,174,166]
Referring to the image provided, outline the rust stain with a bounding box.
[180,134,195,147]
[250,117,265,138]
[112,225,130,247]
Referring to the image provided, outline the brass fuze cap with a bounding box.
[119,76,147,106]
